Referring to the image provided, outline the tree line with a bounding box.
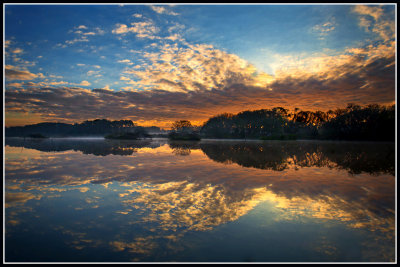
[5,103,395,141]
[5,119,160,138]
[171,103,395,141]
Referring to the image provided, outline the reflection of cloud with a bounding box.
[5,140,395,255]
[5,192,42,207]
[121,181,272,232]
[115,177,394,258]
[110,237,157,256]
[4,140,395,261]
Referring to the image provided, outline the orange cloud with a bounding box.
[5,65,38,80]
[4,5,395,128]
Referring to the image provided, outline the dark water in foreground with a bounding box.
[4,138,396,262]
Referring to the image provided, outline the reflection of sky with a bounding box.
[4,140,395,262]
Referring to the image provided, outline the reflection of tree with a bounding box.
[200,142,288,171]
[168,141,200,156]
[5,138,160,156]
[200,141,395,176]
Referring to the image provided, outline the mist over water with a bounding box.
[5,138,395,262]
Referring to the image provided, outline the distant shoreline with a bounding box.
[5,136,395,144]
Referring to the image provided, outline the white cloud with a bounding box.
[311,18,336,40]
[65,36,89,45]
[87,70,100,76]
[168,23,185,33]
[122,42,272,92]
[150,5,179,16]
[37,73,45,78]
[112,24,129,34]
[49,74,63,78]
[94,27,105,35]
[49,81,70,86]
[112,21,160,39]
[117,59,133,65]
[79,80,91,86]
[61,26,105,48]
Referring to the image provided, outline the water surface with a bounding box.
[4,138,396,262]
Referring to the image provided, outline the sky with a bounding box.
[4,4,396,128]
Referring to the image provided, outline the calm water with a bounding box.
[4,138,396,262]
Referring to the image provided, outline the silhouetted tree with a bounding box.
[169,120,200,140]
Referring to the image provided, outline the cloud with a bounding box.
[59,25,105,47]
[6,82,24,88]
[121,42,273,92]
[311,18,336,39]
[49,81,70,86]
[112,21,160,39]
[65,36,89,45]
[352,5,395,42]
[168,22,185,33]
[150,5,179,16]
[5,40,12,48]
[5,20,395,126]
[87,70,100,76]
[12,48,24,54]
[4,5,395,128]
[79,80,91,86]
[4,51,394,127]
[112,24,129,34]
[4,141,394,245]
[117,59,132,64]
[5,192,42,207]
[5,65,38,80]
